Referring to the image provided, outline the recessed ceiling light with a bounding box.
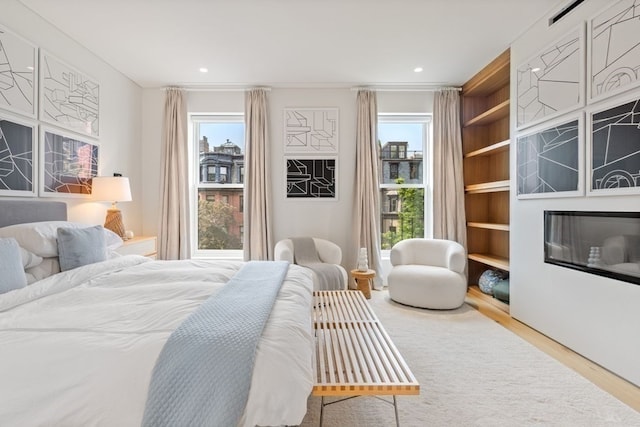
[199,67,208,73]
[414,67,423,73]
[531,67,541,73]
[27,66,34,71]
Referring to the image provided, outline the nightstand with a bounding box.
[115,236,157,259]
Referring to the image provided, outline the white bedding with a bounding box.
[0,256,314,427]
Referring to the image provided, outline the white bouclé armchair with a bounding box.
[274,238,348,290]
[387,238,467,309]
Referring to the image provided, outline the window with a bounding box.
[389,163,399,180]
[410,162,418,180]
[191,114,245,255]
[379,115,431,250]
[388,194,398,212]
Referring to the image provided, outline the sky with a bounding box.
[200,123,245,152]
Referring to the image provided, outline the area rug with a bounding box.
[300,290,640,426]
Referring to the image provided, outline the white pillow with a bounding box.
[25,257,61,283]
[19,246,43,269]
[0,221,123,257]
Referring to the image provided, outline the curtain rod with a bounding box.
[351,85,461,92]
[160,84,459,92]
[162,85,272,92]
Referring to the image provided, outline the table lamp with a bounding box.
[91,176,132,238]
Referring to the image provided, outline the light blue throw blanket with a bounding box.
[142,261,289,427]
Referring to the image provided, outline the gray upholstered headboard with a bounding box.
[0,200,67,228]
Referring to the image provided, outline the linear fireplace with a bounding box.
[544,211,640,286]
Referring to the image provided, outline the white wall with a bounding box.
[0,1,142,232]
[140,87,433,271]
[510,0,640,386]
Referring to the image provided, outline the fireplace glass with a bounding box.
[544,211,640,286]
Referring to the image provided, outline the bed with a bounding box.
[0,200,315,426]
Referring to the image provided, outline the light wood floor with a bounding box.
[465,290,640,413]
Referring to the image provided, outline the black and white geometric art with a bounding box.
[0,115,36,197]
[589,96,640,195]
[40,128,98,197]
[516,27,583,129]
[286,158,336,198]
[284,108,338,153]
[517,115,582,198]
[0,25,37,118]
[40,52,100,138]
[590,0,640,101]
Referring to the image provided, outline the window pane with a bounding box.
[195,117,245,252]
[379,119,427,249]
[198,123,244,185]
[197,188,243,250]
[380,187,424,249]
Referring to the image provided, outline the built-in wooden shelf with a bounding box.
[465,180,510,194]
[465,139,510,158]
[462,49,511,291]
[468,253,510,271]
[467,222,509,231]
[467,284,509,313]
[464,100,510,127]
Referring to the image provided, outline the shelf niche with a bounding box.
[461,48,511,309]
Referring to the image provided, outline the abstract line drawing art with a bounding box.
[517,116,582,198]
[516,27,583,129]
[284,108,338,153]
[286,158,336,198]
[40,128,98,197]
[0,115,36,197]
[41,52,99,138]
[0,25,37,118]
[590,0,640,101]
[589,97,640,195]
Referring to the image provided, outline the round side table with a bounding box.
[350,269,375,299]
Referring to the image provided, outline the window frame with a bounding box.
[189,113,245,259]
[378,113,433,256]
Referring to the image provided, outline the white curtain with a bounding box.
[353,90,383,290]
[433,89,467,248]
[243,88,272,260]
[158,88,190,260]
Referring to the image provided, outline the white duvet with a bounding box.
[0,256,315,427]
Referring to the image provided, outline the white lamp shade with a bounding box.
[91,176,132,203]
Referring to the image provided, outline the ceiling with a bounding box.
[19,0,563,89]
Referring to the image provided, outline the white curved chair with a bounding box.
[274,238,348,290]
[387,238,467,309]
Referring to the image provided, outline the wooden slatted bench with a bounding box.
[312,290,420,426]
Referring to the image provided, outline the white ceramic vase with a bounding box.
[357,247,369,271]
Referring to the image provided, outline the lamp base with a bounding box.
[104,208,125,238]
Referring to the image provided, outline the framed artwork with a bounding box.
[285,157,337,199]
[516,25,584,129]
[39,127,99,198]
[589,0,640,102]
[516,113,583,199]
[0,113,37,197]
[587,93,640,195]
[284,108,338,154]
[40,51,100,138]
[0,24,37,118]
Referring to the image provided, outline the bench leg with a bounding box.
[319,395,402,426]
[393,395,399,427]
